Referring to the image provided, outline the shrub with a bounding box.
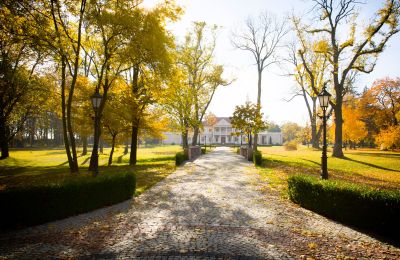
[175,151,188,166]
[201,148,206,154]
[253,150,262,166]
[236,148,240,154]
[288,174,400,238]
[284,140,298,151]
[0,172,135,230]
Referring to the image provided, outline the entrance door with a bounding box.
[221,136,226,144]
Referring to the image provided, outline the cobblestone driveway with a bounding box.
[0,147,399,259]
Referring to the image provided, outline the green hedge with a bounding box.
[288,174,400,238]
[0,172,135,230]
[201,148,206,154]
[175,151,188,166]
[253,150,262,166]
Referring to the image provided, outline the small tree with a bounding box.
[230,101,266,158]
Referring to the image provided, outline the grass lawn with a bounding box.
[0,145,182,196]
[257,145,400,195]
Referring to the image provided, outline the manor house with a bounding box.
[162,117,282,146]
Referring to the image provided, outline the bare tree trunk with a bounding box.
[311,98,319,149]
[182,129,189,149]
[60,57,74,171]
[192,127,199,146]
[0,115,9,159]
[129,123,139,166]
[124,141,129,154]
[108,135,116,166]
[332,100,344,158]
[81,135,87,155]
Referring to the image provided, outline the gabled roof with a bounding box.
[202,117,231,126]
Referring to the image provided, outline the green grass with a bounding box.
[257,145,400,193]
[0,145,182,196]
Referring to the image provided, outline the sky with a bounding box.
[144,0,400,126]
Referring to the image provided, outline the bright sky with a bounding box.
[144,0,400,126]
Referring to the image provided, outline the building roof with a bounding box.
[202,117,231,126]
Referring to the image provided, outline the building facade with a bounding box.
[162,117,282,145]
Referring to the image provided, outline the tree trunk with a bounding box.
[81,135,87,155]
[182,129,189,149]
[192,127,199,146]
[99,139,103,154]
[311,98,319,149]
[108,135,116,166]
[124,141,129,154]
[253,68,262,153]
[332,101,344,158]
[129,124,139,166]
[0,115,9,159]
[60,57,75,172]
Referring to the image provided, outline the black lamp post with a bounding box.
[318,84,331,180]
[91,91,103,176]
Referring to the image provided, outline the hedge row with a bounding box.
[175,151,188,166]
[253,150,262,166]
[288,174,400,238]
[0,172,135,230]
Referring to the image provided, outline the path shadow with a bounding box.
[343,156,400,173]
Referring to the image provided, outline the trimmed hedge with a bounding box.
[175,151,188,166]
[288,174,400,238]
[0,172,135,230]
[253,150,262,166]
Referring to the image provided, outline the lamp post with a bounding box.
[91,91,103,176]
[318,84,331,180]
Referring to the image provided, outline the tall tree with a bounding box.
[0,1,48,158]
[303,0,400,158]
[179,22,230,146]
[232,12,288,152]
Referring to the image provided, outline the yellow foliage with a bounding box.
[376,125,400,150]
[313,39,330,53]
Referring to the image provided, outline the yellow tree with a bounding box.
[341,104,367,149]
[179,22,230,146]
[303,0,400,158]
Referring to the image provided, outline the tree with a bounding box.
[0,1,49,158]
[302,0,400,158]
[230,101,266,157]
[281,122,302,143]
[375,125,400,150]
[204,112,217,147]
[232,12,288,152]
[341,103,367,149]
[162,68,193,149]
[368,77,400,127]
[179,22,230,146]
[122,3,180,165]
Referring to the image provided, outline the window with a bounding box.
[235,137,238,142]
[215,127,220,132]
[209,128,212,132]
[228,136,231,142]
[227,127,232,133]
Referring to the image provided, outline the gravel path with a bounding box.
[0,147,399,259]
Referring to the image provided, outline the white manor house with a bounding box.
[162,117,282,146]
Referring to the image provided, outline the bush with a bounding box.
[284,140,298,151]
[201,148,206,154]
[253,150,262,166]
[236,148,240,154]
[288,174,400,238]
[175,151,188,166]
[0,172,135,230]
